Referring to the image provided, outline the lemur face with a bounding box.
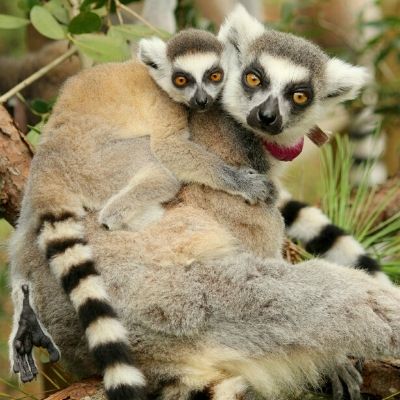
[219,5,369,161]
[166,52,225,110]
[139,29,226,111]
[226,53,322,147]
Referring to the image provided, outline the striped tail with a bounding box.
[280,200,390,283]
[349,107,387,186]
[37,212,146,400]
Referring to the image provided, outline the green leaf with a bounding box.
[44,0,70,25]
[73,33,130,62]
[30,99,53,114]
[30,5,66,40]
[68,11,102,34]
[109,24,171,41]
[0,14,29,29]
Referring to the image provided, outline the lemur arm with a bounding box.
[278,189,389,282]
[150,130,273,205]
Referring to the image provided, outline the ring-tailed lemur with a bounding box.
[7,11,400,398]
[10,12,392,400]
[215,5,391,282]
[9,29,273,400]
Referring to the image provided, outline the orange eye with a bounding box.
[292,92,309,105]
[210,71,223,82]
[245,73,261,87]
[174,76,188,87]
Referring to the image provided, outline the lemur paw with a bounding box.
[329,359,362,400]
[12,285,60,383]
[236,167,276,205]
[99,202,165,232]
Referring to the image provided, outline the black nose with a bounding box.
[257,109,277,126]
[195,97,208,108]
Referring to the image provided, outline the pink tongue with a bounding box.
[262,137,304,161]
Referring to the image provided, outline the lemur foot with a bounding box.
[329,359,362,400]
[99,202,165,232]
[12,285,60,382]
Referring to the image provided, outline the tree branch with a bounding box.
[0,46,78,104]
[0,105,33,225]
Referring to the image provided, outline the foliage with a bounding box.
[321,135,400,281]
[0,0,167,63]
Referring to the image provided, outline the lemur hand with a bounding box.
[12,285,60,383]
[234,167,277,205]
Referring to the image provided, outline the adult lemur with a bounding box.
[9,6,399,400]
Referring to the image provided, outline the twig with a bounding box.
[0,46,78,104]
[115,2,124,25]
[114,0,164,35]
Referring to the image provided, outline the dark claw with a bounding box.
[328,359,363,400]
[12,285,60,382]
[330,372,344,400]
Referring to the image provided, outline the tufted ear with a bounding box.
[217,4,264,57]
[138,37,168,70]
[324,58,371,102]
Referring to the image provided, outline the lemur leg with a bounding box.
[10,284,60,382]
[278,190,390,282]
[99,162,181,232]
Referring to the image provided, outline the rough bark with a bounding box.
[0,105,33,226]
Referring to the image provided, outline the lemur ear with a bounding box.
[324,58,371,102]
[138,37,167,70]
[218,4,264,57]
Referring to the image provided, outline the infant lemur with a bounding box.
[10,29,273,400]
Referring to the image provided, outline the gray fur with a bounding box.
[167,29,223,61]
